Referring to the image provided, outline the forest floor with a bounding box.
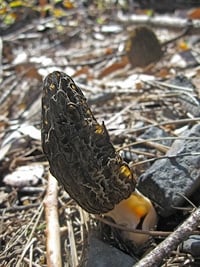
[1,1,200,266]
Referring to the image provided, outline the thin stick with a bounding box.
[117,137,200,151]
[66,209,79,267]
[44,172,62,267]
[110,118,200,135]
[95,215,171,237]
[131,152,200,167]
[16,203,44,267]
[134,206,200,267]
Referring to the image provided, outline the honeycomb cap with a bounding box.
[41,71,136,214]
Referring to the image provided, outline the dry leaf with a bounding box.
[15,63,42,81]
[188,8,200,20]
[63,0,75,9]
[156,67,170,79]
[98,56,128,79]
[73,66,90,77]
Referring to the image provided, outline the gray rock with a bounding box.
[169,75,200,117]
[181,235,200,257]
[139,126,173,147]
[83,234,137,267]
[138,124,200,217]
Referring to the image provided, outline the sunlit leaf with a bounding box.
[63,0,74,9]
[96,17,105,24]
[54,0,63,3]
[0,7,8,15]
[146,9,153,16]
[53,8,66,18]
[9,1,25,8]
[36,4,52,12]
[4,13,16,25]
[178,41,189,51]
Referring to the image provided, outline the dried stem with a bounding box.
[95,215,171,237]
[44,172,62,267]
[134,206,200,267]
[66,210,79,267]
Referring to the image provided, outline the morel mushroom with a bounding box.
[41,71,157,245]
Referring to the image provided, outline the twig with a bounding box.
[105,102,137,126]
[0,203,39,213]
[131,152,200,167]
[16,203,44,267]
[1,202,43,258]
[44,172,62,267]
[118,13,200,33]
[95,215,171,237]
[0,37,2,82]
[16,238,37,267]
[23,257,42,267]
[153,81,194,92]
[66,209,79,267]
[110,118,200,135]
[116,137,200,153]
[133,206,200,267]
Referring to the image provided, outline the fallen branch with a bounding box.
[118,13,200,33]
[134,206,200,267]
[44,172,62,267]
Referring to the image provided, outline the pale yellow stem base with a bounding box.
[106,189,157,245]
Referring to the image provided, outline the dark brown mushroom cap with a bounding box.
[41,71,136,214]
[125,26,163,68]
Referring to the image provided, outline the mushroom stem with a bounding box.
[106,189,157,245]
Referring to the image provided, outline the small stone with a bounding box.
[83,234,137,267]
[138,124,200,217]
[169,75,200,117]
[139,126,173,147]
[181,235,200,257]
[3,164,44,187]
